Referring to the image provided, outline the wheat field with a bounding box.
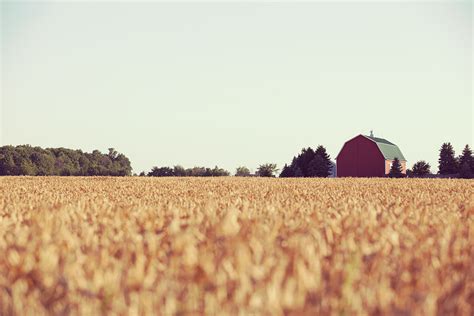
[0,177,472,315]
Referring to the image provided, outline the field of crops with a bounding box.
[0,177,472,315]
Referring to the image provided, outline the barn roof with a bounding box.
[364,135,406,161]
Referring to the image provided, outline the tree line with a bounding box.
[143,145,334,178]
[144,165,230,177]
[143,142,473,179]
[0,145,132,176]
[360,143,474,179]
[1,142,472,178]
[400,143,473,179]
[436,143,473,178]
[143,163,281,177]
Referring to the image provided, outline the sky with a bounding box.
[1,1,472,174]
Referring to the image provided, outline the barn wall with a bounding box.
[336,135,385,177]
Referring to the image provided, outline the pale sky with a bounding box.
[1,1,472,174]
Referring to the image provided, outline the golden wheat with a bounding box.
[0,177,472,315]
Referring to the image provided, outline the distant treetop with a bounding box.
[280,145,332,178]
[0,145,132,176]
[146,165,230,177]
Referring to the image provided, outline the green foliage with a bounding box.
[438,143,458,175]
[20,159,37,175]
[146,165,230,177]
[280,145,333,177]
[256,163,278,177]
[411,161,431,178]
[0,146,132,176]
[112,154,132,176]
[173,165,187,177]
[108,148,118,160]
[388,157,404,178]
[0,146,20,175]
[148,166,174,177]
[207,166,230,177]
[187,167,208,177]
[235,166,251,177]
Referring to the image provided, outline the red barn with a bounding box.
[336,134,406,177]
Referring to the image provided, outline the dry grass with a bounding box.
[0,177,473,315]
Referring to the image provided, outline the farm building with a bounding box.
[336,133,406,177]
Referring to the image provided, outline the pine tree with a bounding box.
[308,156,327,177]
[294,167,304,177]
[438,143,458,175]
[458,145,473,179]
[459,145,473,167]
[388,157,404,178]
[279,145,333,178]
[298,147,315,176]
[314,145,332,177]
[279,164,294,177]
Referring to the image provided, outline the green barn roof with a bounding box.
[364,135,406,161]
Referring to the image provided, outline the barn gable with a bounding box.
[363,135,406,161]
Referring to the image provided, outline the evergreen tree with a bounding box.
[388,157,404,178]
[459,162,472,179]
[307,156,326,177]
[279,164,294,177]
[298,148,315,176]
[314,145,332,177]
[458,145,473,179]
[411,160,431,177]
[279,145,333,178]
[438,143,458,175]
[459,145,473,168]
[293,166,304,177]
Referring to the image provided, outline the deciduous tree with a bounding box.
[235,166,251,177]
[411,161,431,177]
[257,163,278,177]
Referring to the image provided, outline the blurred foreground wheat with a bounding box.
[0,177,473,315]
